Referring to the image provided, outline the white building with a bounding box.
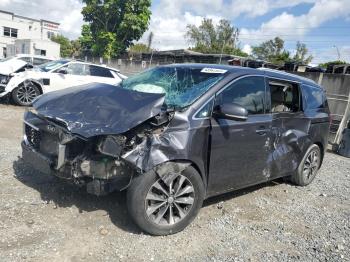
[0,9,60,59]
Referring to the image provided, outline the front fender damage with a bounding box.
[153,162,190,186]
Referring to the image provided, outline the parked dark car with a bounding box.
[22,64,330,235]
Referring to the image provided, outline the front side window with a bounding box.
[38,59,70,72]
[194,99,214,119]
[66,63,86,75]
[269,80,300,113]
[215,76,266,115]
[121,67,225,108]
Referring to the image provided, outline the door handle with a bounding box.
[256,126,269,135]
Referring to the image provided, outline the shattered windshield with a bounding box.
[37,59,69,72]
[121,67,226,108]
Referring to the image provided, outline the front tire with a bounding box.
[12,82,40,106]
[127,166,205,235]
[289,144,321,186]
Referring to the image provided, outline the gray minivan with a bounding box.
[22,64,330,235]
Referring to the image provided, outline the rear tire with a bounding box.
[289,144,321,186]
[127,166,205,235]
[12,82,40,106]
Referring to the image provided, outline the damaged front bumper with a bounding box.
[21,112,134,196]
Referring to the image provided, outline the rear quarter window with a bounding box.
[302,84,327,110]
[87,65,114,78]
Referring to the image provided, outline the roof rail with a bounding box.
[257,67,317,85]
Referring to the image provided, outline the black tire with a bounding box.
[12,82,40,106]
[289,144,321,186]
[127,165,205,235]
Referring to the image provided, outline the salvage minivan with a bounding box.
[22,64,330,235]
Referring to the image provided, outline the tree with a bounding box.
[128,43,150,53]
[70,40,81,58]
[185,18,247,57]
[81,0,152,58]
[293,41,313,64]
[79,24,94,55]
[252,37,290,65]
[319,60,347,68]
[51,35,73,58]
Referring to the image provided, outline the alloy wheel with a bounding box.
[303,149,320,180]
[16,83,38,105]
[145,175,195,226]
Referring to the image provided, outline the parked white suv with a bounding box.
[0,59,127,106]
[0,55,55,99]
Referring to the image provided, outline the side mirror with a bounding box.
[57,68,67,74]
[213,103,248,121]
[25,63,33,69]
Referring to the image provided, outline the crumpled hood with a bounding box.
[0,59,27,75]
[33,83,165,138]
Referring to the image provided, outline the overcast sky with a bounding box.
[1,0,349,64]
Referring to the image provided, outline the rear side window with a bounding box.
[87,65,114,78]
[302,85,326,110]
[215,76,266,115]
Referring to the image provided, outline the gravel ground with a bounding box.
[0,103,349,262]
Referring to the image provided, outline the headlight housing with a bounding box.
[0,74,10,85]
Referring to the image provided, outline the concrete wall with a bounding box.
[292,71,350,144]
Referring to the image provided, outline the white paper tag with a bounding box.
[201,68,228,74]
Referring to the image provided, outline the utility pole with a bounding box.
[233,28,239,49]
[219,40,225,64]
[333,45,341,60]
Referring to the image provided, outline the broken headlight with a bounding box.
[0,74,10,85]
[97,135,127,158]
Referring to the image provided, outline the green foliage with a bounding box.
[319,60,348,68]
[81,0,152,58]
[79,24,94,54]
[251,37,290,65]
[186,18,248,57]
[51,35,82,58]
[129,43,150,53]
[252,38,313,65]
[293,41,313,64]
[70,40,81,58]
[51,35,73,58]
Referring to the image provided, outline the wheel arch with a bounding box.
[314,141,325,164]
[27,79,43,94]
[14,79,43,94]
[145,159,207,192]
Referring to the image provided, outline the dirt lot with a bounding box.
[0,103,349,262]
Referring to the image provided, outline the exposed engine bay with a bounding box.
[23,109,173,196]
